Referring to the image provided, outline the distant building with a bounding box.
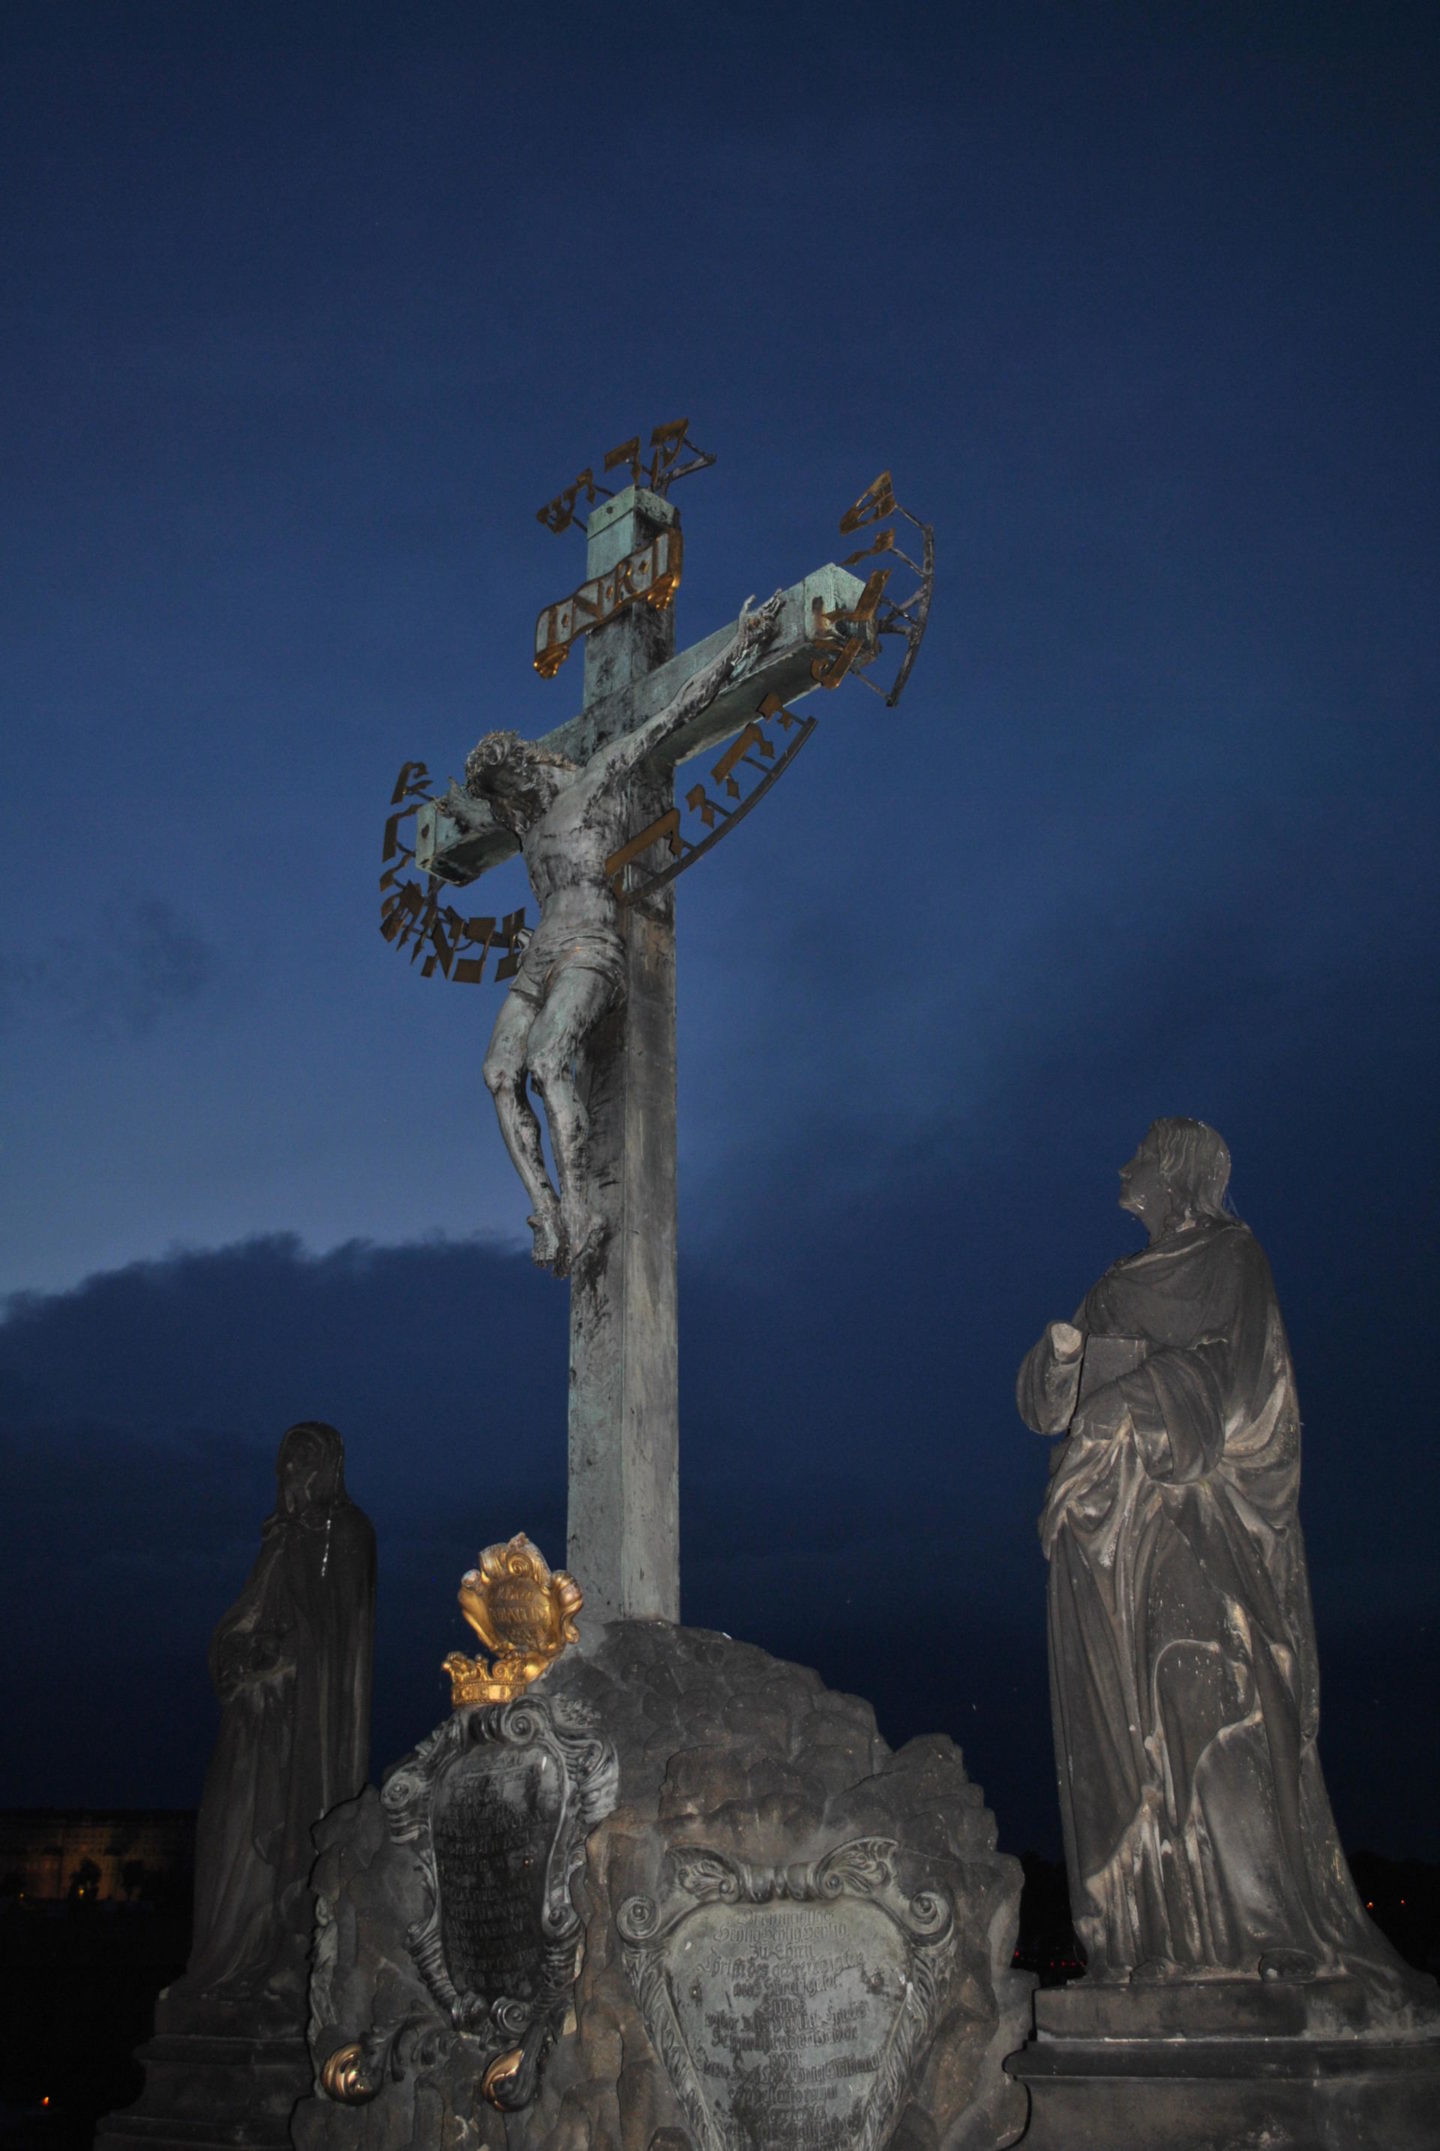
[0,1810,195,1904]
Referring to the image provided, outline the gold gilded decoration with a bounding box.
[379,760,529,983]
[481,2047,527,2107]
[604,689,813,903]
[810,566,891,691]
[839,469,898,534]
[534,525,683,679]
[604,435,643,483]
[442,1533,583,1708]
[812,470,935,707]
[536,419,716,534]
[320,2042,376,2103]
[536,466,600,535]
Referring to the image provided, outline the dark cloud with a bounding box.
[4,1140,1435,1859]
[0,894,215,1036]
[0,1233,567,1806]
[115,896,215,1031]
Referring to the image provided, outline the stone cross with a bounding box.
[417,482,867,1624]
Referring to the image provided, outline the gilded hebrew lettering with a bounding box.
[842,526,897,568]
[380,880,425,944]
[811,567,892,690]
[452,916,496,986]
[379,763,527,984]
[605,809,687,896]
[711,720,776,799]
[604,693,815,910]
[604,436,643,486]
[536,421,714,544]
[646,417,690,486]
[839,470,898,534]
[684,784,728,830]
[828,474,935,707]
[757,690,799,732]
[536,469,599,536]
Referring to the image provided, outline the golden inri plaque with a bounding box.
[443,1533,583,1707]
[533,524,683,677]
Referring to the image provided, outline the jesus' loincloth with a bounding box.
[507,913,628,1010]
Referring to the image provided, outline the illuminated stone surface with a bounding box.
[296,1621,1030,2151]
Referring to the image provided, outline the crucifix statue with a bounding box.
[383,425,930,1626]
[439,592,783,1279]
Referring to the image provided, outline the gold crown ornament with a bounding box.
[443,1533,583,1707]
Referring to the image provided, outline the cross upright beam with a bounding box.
[567,485,681,1625]
[420,485,867,1625]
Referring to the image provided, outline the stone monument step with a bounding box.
[1017,2031,1440,2077]
[1007,2019,1440,2151]
[96,2128,298,2151]
[1035,1972,1371,2040]
[94,2031,311,2151]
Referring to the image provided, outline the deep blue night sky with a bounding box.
[2,2,1437,1861]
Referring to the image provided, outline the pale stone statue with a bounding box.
[177,1422,375,2013]
[1016,1118,1424,2007]
[441,592,781,1278]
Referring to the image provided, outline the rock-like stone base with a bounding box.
[296,1619,1032,2151]
[93,2029,311,2151]
[1007,1976,1440,2150]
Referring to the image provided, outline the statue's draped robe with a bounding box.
[1018,1218,1406,1988]
[184,1498,375,1999]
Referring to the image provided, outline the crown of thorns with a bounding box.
[465,731,579,785]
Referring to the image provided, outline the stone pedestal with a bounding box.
[94,2017,311,2151]
[1006,1975,1440,2150]
[295,1622,1032,2151]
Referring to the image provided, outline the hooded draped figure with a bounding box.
[1017,1120,1423,2010]
[178,1421,376,2010]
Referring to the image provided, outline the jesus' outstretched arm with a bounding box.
[585,591,785,791]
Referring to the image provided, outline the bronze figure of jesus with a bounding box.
[441,593,782,1278]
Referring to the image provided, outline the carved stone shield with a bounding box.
[431,1735,555,2005]
[381,1696,617,2108]
[618,1839,956,2151]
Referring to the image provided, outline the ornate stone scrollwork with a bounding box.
[376,1695,617,2110]
[618,1837,957,2151]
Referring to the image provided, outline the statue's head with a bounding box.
[276,1421,346,1514]
[1120,1117,1232,1239]
[465,731,577,828]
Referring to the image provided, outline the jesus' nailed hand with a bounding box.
[439,592,785,1279]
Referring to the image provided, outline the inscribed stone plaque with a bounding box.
[618,1838,956,2151]
[673,1898,908,2149]
[431,1740,557,2004]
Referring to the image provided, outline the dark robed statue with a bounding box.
[178,1421,376,2011]
[1017,1119,1419,2003]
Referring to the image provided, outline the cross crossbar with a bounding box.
[413,565,866,889]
